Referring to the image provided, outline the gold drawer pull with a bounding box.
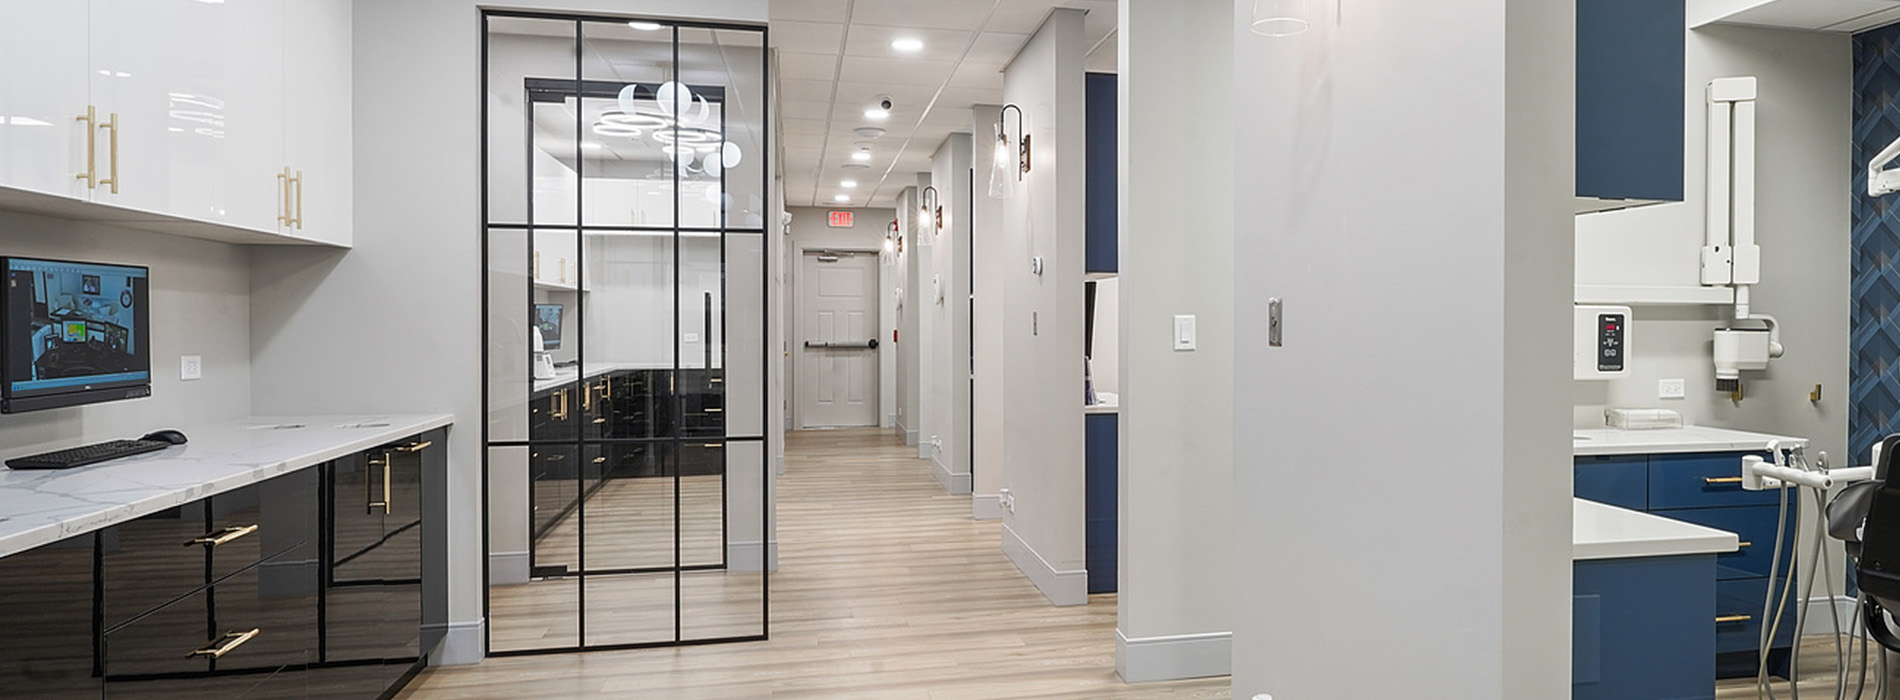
[1703,477,1744,485]
[1737,541,1751,548]
[185,524,258,548]
[393,440,433,453]
[189,629,260,659]
[705,407,723,413]
[1715,614,1752,624]
[702,443,723,449]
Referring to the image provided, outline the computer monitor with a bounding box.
[533,303,563,350]
[1,257,152,413]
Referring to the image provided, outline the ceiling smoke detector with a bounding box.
[854,126,887,139]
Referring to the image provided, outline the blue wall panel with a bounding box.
[1577,0,1685,201]
[1085,413,1117,594]
[1085,72,1118,275]
[1853,25,1900,461]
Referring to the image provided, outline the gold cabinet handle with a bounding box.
[277,167,292,225]
[1703,477,1744,485]
[185,524,258,548]
[1737,541,1752,549]
[393,440,432,453]
[75,106,97,188]
[97,113,119,194]
[189,629,260,659]
[367,454,390,514]
[701,443,723,449]
[1716,614,1753,624]
[290,170,303,229]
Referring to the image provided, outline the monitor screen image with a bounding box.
[2,257,151,412]
[534,303,563,350]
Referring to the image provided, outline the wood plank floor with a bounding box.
[398,428,1229,699]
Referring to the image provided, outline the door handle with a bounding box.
[97,113,119,194]
[76,106,97,188]
[803,340,830,348]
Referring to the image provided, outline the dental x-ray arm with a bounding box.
[1870,134,1900,197]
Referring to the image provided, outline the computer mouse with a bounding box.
[140,429,188,445]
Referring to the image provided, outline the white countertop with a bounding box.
[1573,498,1739,561]
[1573,425,1806,456]
[1085,391,1119,415]
[532,361,720,394]
[0,413,452,559]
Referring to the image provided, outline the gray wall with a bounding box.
[897,185,923,444]
[1114,0,1234,682]
[1228,0,1575,696]
[927,134,975,492]
[247,0,768,664]
[998,9,1089,606]
[971,103,1010,518]
[0,211,253,452]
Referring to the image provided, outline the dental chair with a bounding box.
[1834,435,1900,652]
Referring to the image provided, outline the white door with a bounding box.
[799,251,879,428]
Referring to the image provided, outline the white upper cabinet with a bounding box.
[283,0,352,247]
[0,2,91,199]
[0,0,348,247]
[1690,0,1900,32]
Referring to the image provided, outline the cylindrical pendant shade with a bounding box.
[1251,0,1312,37]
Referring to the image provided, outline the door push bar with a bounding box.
[803,339,880,349]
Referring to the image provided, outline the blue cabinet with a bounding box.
[1577,0,1685,202]
[1574,450,1793,679]
[1085,72,1117,275]
[1085,412,1117,594]
[1574,554,1717,700]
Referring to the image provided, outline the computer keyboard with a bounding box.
[6,439,171,470]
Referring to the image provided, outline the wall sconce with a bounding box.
[884,219,899,258]
[1251,0,1315,37]
[989,104,1030,199]
[920,186,941,243]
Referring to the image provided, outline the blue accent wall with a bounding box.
[1085,72,1118,275]
[1852,25,1900,460]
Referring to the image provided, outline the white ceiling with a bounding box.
[771,0,1118,209]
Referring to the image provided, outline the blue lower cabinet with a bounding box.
[1648,452,1777,509]
[1652,505,1794,580]
[1085,413,1117,594]
[1575,456,1648,510]
[1573,554,1717,700]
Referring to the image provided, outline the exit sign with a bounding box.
[828,211,854,228]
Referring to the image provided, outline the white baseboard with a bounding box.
[973,494,1005,520]
[425,619,486,666]
[1799,595,1864,636]
[920,441,935,460]
[905,429,919,446]
[489,551,530,585]
[1116,628,1233,682]
[728,541,779,572]
[932,454,972,495]
[1001,523,1087,606]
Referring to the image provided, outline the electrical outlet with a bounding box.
[1659,378,1686,399]
[180,355,202,381]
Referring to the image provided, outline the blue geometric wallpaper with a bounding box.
[1853,25,1900,460]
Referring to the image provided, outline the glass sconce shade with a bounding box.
[988,123,1016,199]
[1252,0,1312,37]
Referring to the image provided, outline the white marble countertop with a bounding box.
[1573,425,1806,456]
[531,362,722,394]
[1085,391,1119,415]
[0,413,452,559]
[1574,498,1739,561]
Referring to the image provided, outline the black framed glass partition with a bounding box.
[480,11,769,656]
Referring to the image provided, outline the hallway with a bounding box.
[398,429,1229,698]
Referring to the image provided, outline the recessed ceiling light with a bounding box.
[891,38,924,53]
[842,163,870,170]
[854,127,887,139]
[628,21,665,31]
[842,180,858,189]
[852,150,872,162]
[834,194,851,203]
[864,107,890,121]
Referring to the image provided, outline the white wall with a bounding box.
[998,9,1089,607]
[0,212,253,453]
[1573,24,1851,601]
[972,104,1009,519]
[247,0,768,665]
[1229,0,1574,698]
[926,134,975,494]
[783,205,894,429]
[1114,0,1232,683]
[896,185,923,445]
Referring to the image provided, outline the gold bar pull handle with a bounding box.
[392,440,432,453]
[75,106,97,188]
[1715,614,1753,624]
[367,454,389,514]
[185,524,258,548]
[702,443,723,449]
[1703,477,1744,485]
[1737,541,1752,549]
[188,629,260,659]
[277,168,291,225]
[290,170,303,229]
[97,113,119,194]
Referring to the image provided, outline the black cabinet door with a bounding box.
[321,436,431,696]
[0,538,100,700]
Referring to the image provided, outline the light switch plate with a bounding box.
[684,332,701,343]
[1659,378,1686,399]
[180,355,202,381]
[1174,315,1197,351]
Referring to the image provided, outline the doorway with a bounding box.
[797,250,880,428]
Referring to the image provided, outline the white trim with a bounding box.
[1001,523,1087,606]
[728,541,779,572]
[932,454,971,494]
[1116,628,1233,683]
[1799,595,1864,636]
[905,429,919,446]
[489,551,530,585]
[919,441,936,460]
[426,619,486,666]
[973,494,1006,520]
[790,243,884,431]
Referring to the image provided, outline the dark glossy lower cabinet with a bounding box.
[0,429,444,700]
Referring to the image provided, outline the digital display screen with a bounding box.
[4,257,151,397]
[534,303,563,350]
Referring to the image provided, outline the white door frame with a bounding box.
[790,244,884,429]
